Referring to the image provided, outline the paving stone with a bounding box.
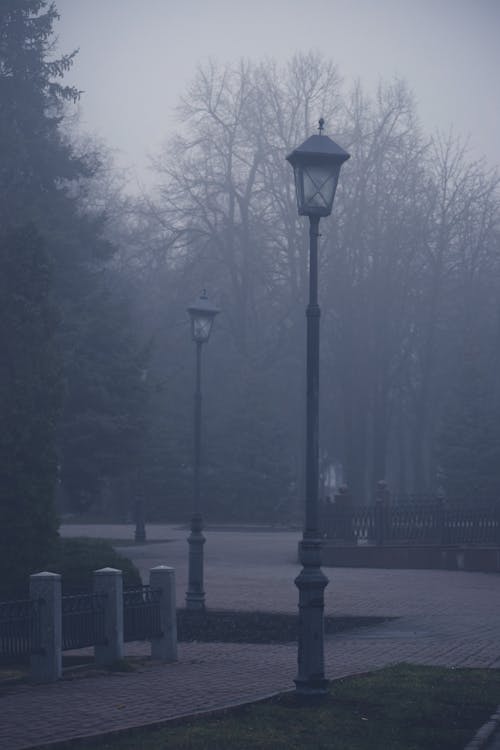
[1,524,500,749]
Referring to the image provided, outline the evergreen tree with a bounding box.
[439,337,500,501]
[0,0,84,226]
[0,225,60,594]
[0,2,149,584]
[0,0,85,590]
[58,279,150,515]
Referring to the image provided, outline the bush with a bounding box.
[50,537,142,593]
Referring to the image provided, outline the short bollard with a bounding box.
[93,567,123,666]
[150,565,177,662]
[29,572,62,683]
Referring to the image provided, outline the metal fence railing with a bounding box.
[0,598,43,663]
[0,570,172,680]
[322,502,500,546]
[123,585,162,642]
[62,592,107,651]
[0,585,164,661]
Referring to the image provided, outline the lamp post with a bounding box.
[186,290,220,610]
[133,476,146,543]
[286,119,350,694]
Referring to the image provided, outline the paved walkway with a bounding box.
[2,525,500,749]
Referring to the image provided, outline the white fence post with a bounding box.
[93,567,123,666]
[150,565,177,661]
[29,572,62,683]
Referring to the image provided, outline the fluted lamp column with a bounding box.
[286,119,350,694]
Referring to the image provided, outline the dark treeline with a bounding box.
[1,2,500,585]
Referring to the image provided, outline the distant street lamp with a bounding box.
[133,477,146,544]
[286,119,350,694]
[186,290,220,610]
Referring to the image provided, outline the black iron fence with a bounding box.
[62,592,107,651]
[0,598,43,664]
[123,585,162,642]
[322,502,500,546]
[0,585,164,662]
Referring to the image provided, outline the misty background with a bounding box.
[56,0,500,188]
[2,0,500,589]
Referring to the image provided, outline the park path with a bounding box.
[1,524,500,749]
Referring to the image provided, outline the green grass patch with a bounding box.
[53,664,500,749]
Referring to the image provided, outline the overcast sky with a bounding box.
[56,0,500,190]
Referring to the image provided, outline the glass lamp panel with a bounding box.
[293,166,304,211]
[192,315,214,342]
[302,165,339,214]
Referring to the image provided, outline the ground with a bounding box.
[1,524,500,749]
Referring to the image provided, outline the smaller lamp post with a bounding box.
[186,290,220,610]
[286,119,350,694]
[133,477,146,543]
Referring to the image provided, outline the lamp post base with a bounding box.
[186,514,206,610]
[134,521,146,544]
[185,592,205,610]
[294,677,329,696]
[294,538,329,695]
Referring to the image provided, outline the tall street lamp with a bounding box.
[186,289,220,610]
[286,119,350,694]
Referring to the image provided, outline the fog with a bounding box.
[3,0,500,530]
[4,4,500,745]
[56,0,500,189]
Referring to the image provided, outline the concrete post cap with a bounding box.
[93,567,122,575]
[30,571,61,579]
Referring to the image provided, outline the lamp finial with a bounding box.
[318,117,325,135]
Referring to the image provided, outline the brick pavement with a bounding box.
[1,525,500,749]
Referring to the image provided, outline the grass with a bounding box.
[52,664,500,749]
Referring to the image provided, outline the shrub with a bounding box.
[50,537,142,593]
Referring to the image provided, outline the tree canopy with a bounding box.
[0,1,147,591]
[2,2,500,584]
